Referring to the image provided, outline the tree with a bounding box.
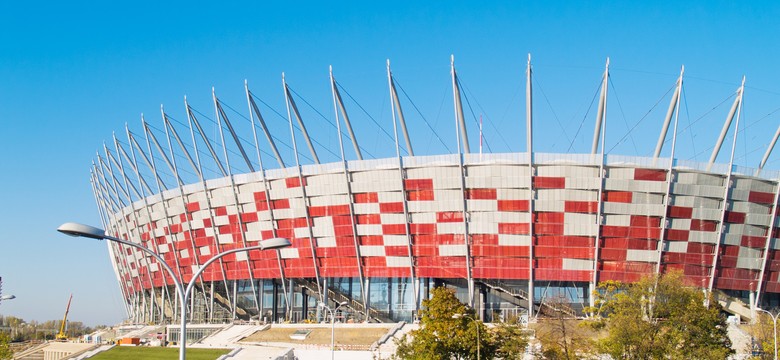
[491,315,529,359]
[592,271,733,359]
[0,331,12,360]
[747,311,778,359]
[536,296,594,359]
[393,286,527,359]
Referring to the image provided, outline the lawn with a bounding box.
[89,346,230,360]
[242,326,392,347]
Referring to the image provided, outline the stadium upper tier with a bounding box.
[90,58,780,323]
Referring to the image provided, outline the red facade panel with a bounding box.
[749,191,775,205]
[465,188,497,200]
[497,200,530,212]
[668,206,693,219]
[633,168,667,181]
[354,192,379,203]
[404,178,434,190]
[534,176,566,189]
[603,191,633,203]
[565,201,598,214]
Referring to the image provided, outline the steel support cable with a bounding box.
[733,106,780,163]
[216,100,295,165]
[250,90,341,162]
[150,115,227,181]
[189,105,317,166]
[690,106,769,165]
[392,77,452,154]
[682,87,698,161]
[115,136,176,189]
[288,84,377,159]
[282,86,345,161]
[334,81,396,148]
[132,124,233,180]
[566,81,603,152]
[534,75,572,148]
[606,82,675,155]
[247,92,307,154]
[680,93,737,161]
[456,76,511,153]
[606,76,639,155]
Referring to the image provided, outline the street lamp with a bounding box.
[453,313,480,360]
[318,300,348,360]
[0,295,15,301]
[756,308,780,360]
[57,222,291,360]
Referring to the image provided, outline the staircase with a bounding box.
[477,279,576,318]
[713,289,753,321]
[294,279,393,323]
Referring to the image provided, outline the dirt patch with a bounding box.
[241,326,392,347]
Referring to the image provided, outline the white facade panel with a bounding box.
[467,221,498,234]
[217,234,233,244]
[381,213,408,224]
[317,237,337,247]
[689,231,719,244]
[357,224,383,236]
[360,245,386,257]
[604,214,631,226]
[437,222,466,234]
[279,248,300,259]
[626,249,657,263]
[354,203,380,214]
[386,256,412,267]
[535,200,564,212]
[496,188,531,199]
[384,235,409,246]
[562,258,594,271]
[377,191,404,202]
[664,241,688,253]
[498,234,531,246]
[438,244,468,256]
[410,212,437,223]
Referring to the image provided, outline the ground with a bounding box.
[241,326,392,348]
[87,346,230,360]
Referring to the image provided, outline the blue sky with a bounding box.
[0,1,779,326]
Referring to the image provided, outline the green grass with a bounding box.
[89,346,230,360]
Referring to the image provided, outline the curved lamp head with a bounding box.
[0,295,15,301]
[258,237,292,250]
[57,222,107,240]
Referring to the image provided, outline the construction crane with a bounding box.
[55,294,73,341]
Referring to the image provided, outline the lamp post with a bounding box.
[318,300,348,360]
[57,222,291,360]
[452,313,480,360]
[756,308,780,360]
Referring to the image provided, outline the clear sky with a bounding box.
[0,1,778,326]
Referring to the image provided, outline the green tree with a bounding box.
[536,297,594,359]
[0,331,12,360]
[491,315,529,359]
[747,311,778,359]
[394,287,526,359]
[593,271,733,359]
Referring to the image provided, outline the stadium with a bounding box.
[88,58,780,326]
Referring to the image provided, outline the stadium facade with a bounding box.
[90,58,780,325]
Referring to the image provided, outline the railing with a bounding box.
[294,278,391,323]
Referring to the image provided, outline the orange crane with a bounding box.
[55,294,73,341]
